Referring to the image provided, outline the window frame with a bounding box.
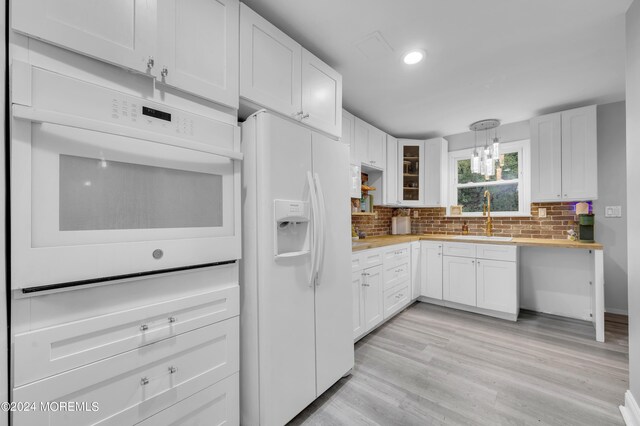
[448,139,531,217]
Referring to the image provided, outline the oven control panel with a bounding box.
[110,98,195,137]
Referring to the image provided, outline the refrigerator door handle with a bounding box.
[307,171,320,287]
[314,173,327,285]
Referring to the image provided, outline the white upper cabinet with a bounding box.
[385,135,399,205]
[342,110,355,150]
[424,137,448,207]
[12,0,241,108]
[353,117,386,170]
[397,139,424,205]
[157,0,239,108]
[12,0,157,75]
[561,106,598,200]
[531,105,597,202]
[240,4,302,117]
[240,4,342,138]
[531,112,563,201]
[301,50,342,136]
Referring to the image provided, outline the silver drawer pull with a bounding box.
[140,324,149,332]
[168,366,178,374]
[168,317,177,324]
[140,377,149,386]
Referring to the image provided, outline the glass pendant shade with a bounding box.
[471,149,480,173]
[492,139,500,158]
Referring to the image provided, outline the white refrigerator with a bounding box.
[240,111,354,426]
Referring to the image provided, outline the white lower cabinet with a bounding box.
[410,242,421,299]
[362,265,384,332]
[476,259,518,314]
[442,256,477,306]
[420,241,443,300]
[421,242,519,320]
[383,282,410,318]
[352,271,366,339]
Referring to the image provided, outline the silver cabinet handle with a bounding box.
[291,111,303,118]
[564,194,567,197]
[471,260,475,264]
[301,113,309,119]
[557,194,561,198]
[161,67,168,78]
[168,317,177,324]
[362,283,370,287]
[140,377,149,386]
[168,366,178,374]
[140,324,149,332]
[147,56,155,70]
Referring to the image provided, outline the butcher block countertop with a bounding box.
[351,234,603,252]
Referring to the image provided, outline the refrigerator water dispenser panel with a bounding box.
[274,200,311,258]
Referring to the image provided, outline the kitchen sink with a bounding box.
[452,235,513,242]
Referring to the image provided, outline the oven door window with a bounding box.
[31,123,235,247]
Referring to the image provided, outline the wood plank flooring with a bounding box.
[289,303,628,426]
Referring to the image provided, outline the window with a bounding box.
[448,140,530,216]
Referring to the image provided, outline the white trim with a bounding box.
[620,390,640,426]
[448,140,531,217]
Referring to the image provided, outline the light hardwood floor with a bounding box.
[290,303,629,426]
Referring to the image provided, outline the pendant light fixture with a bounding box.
[469,119,501,178]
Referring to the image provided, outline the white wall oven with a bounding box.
[11,63,242,291]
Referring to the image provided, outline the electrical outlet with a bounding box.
[374,211,378,219]
[605,206,622,218]
[413,210,419,218]
[538,208,547,218]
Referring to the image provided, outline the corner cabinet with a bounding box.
[397,139,424,205]
[240,4,342,137]
[13,0,240,109]
[531,105,597,202]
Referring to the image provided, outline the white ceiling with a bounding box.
[241,0,631,138]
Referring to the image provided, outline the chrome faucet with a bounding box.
[482,190,493,237]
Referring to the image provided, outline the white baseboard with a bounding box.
[606,308,629,316]
[620,390,640,426]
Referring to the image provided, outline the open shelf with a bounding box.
[352,212,376,216]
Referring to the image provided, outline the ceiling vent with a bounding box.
[353,31,394,60]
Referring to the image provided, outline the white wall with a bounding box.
[445,105,628,314]
[625,0,640,406]
[594,101,628,315]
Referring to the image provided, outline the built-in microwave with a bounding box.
[10,63,242,291]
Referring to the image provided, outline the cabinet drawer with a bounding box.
[15,285,239,387]
[443,242,476,258]
[383,260,410,291]
[476,244,517,262]
[358,249,383,269]
[13,318,239,426]
[383,281,410,319]
[383,244,410,265]
[136,372,239,426]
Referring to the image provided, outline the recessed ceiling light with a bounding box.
[403,50,424,65]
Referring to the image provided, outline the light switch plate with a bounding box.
[413,210,419,218]
[538,207,547,218]
[605,206,622,218]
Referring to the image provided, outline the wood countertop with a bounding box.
[352,234,603,252]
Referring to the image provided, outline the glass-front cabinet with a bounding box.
[397,139,425,205]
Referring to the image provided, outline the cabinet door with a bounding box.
[353,118,370,166]
[240,4,302,117]
[398,139,425,205]
[531,112,563,201]
[368,126,386,169]
[352,271,365,339]
[410,242,421,299]
[157,0,239,108]
[363,265,383,332]
[342,110,355,149]
[561,105,598,200]
[385,135,399,205]
[476,259,517,314]
[301,50,342,137]
[420,242,443,299]
[442,256,476,306]
[424,138,447,207]
[12,0,156,75]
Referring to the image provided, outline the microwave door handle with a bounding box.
[313,173,327,285]
[11,104,243,161]
[307,171,319,287]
